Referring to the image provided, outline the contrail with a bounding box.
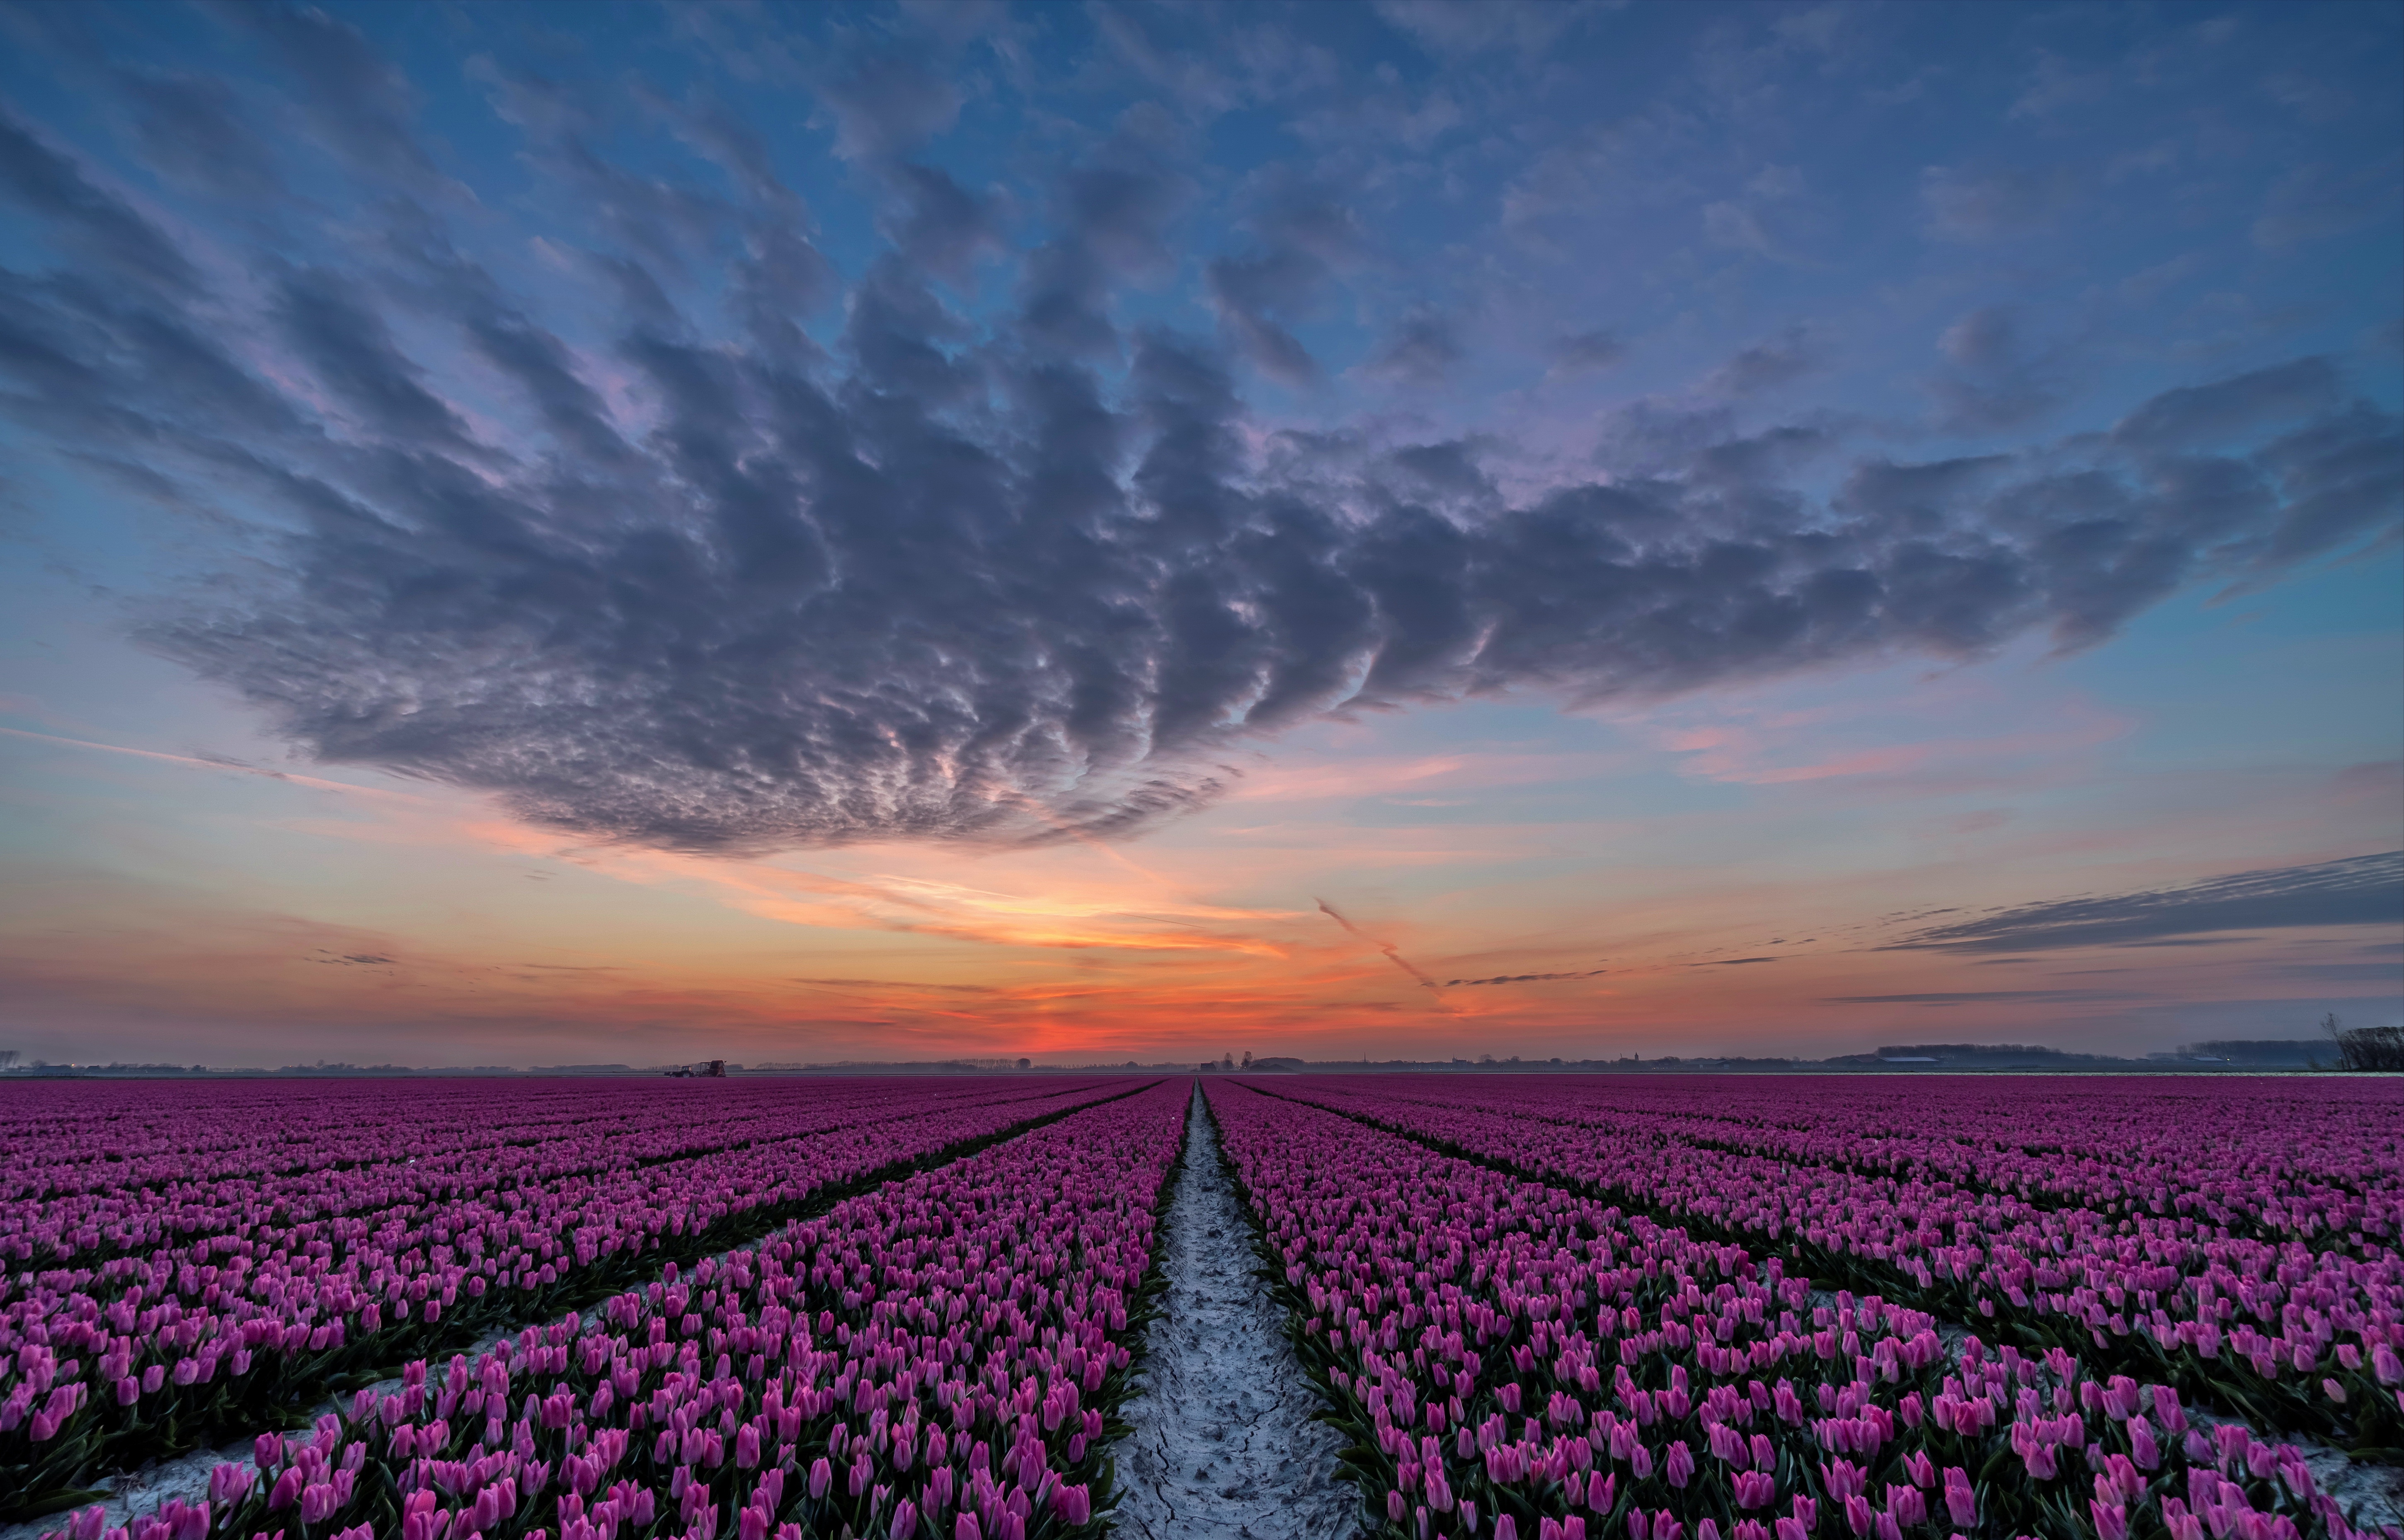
[1316,899,1440,989]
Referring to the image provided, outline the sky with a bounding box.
[0,0,2398,1069]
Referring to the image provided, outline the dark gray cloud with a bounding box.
[0,68,2398,857]
[1017,113,1191,358]
[0,108,196,293]
[2113,358,2343,451]
[1365,310,1465,386]
[1445,969,1608,987]
[118,70,283,201]
[1706,326,1820,397]
[883,162,1001,282]
[234,2,445,189]
[819,52,962,165]
[1930,305,2062,433]
[1205,182,1360,385]
[1886,852,2402,953]
[1548,329,1625,376]
[275,268,479,453]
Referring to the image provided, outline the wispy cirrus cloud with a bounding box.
[1884,851,2402,953]
[1444,968,1607,987]
[1825,989,2146,1004]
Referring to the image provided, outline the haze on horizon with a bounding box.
[0,0,2397,1070]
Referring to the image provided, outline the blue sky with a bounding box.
[0,0,2396,1066]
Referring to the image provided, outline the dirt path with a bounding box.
[1107,1085,1361,1540]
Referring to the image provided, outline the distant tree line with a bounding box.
[2323,1014,2404,1072]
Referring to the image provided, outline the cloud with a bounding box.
[0,63,2397,858]
[117,69,282,201]
[1204,180,1361,385]
[1706,327,1821,396]
[235,3,447,190]
[2009,52,2111,121]
[1885,851,2403,953]
[1929,305,2062,433]
[1692,957,1778,966]
[1317,899,1439,989]
[275,268,480,453]
[1364,310,1465,386]
[0,107,196,293]
[1547,330,1624,377]
[1920,165,2074,242]
[2270,962,2403,982]
[2111,358,2343,450]
[1020,121,1191,357]
[1446,969,1608,986]
[1373,0,1598,59]
[2253,161,2399,249]
[1825,990,2143,1003]
[818,52,962,165]
[85,327,2398,850]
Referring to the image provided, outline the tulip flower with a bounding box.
[1941,1468,1975,1528]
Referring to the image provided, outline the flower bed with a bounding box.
[1207,1079,2399,1540]
[0,1078,1131,1515]
[1263,1077,2404,1456]
[37,1078,1187,1540]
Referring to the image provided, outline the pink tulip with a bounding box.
[1941,1468,1975,1528]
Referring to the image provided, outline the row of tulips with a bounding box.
[0,1080,1095,1218]
[1202,1079,2401,1540]
[39,1078,1189,1540]
[0,1078,1135,1518]
[1258,1078,2404,1456]
[1343,1078,2402,1248]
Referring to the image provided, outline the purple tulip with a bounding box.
[1941,1467,1975,1527]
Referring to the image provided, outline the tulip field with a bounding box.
[3,1072,2400,1540]
[1208,1077,2404,1540]
[1,1077,1143,1518]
